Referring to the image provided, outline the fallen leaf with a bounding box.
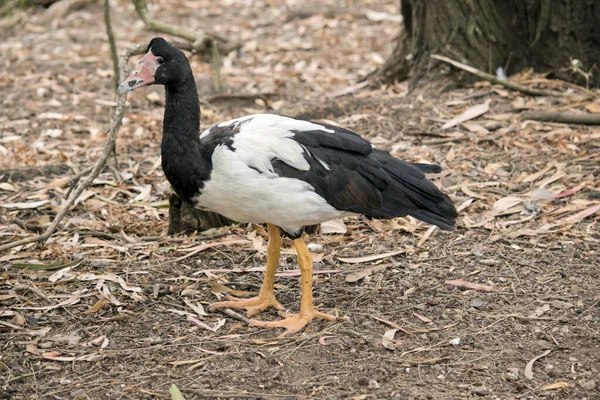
[320,219,347,234]
[382,329,397,350]
[524,350,551,380]
[365,9,403,23]
[0,182,16,192]
[493,196,523,212]
[345,264,391,283]
[319,335,335,345]
[442,103,489,129]
[417,225,437,247]
[11,259,82,271]
[169,384,186,400]
[554,184,585,199]
[48,266,72,282]
[187,315,225,332]
[42,352,104,362]
[184,299,207,317]
[561,204,600,224]
[585,103,600,113]
[337,250,404,264]
[14,294,81,311]
[371,315,412,335]
[84,298,108,314]
[1,200,50,209]
[460,182,487,199]
[165,359,204,366]
[444,280,498,292]
[413,313,433,323]
[540,381,569,391]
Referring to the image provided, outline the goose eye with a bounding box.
[157,57,165,65]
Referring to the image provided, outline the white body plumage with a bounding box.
[194,114,346,235]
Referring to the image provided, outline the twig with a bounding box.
[65,166,93,199]
[431,54,579,98]
[103,0,118,90]
[0,46,140,254]
[215,308,251,326]
[131,0,223,90]
[522,110,600,125]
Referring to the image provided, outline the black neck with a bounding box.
[163,76,201,143]
[161,76,211,203]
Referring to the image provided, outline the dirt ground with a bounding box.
[1,0,599,399]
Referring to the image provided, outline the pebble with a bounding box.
[469,299,487,309]
[368,379,380,389]
[357,377,369,386]
[505,367,519,381]
[307,243,323,252]
[580,380,596,390]
[472,387,490,396]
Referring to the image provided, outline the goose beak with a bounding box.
[118,51,160,95]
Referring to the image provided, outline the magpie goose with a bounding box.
[119,38,458,336]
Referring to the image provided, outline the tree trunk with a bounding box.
[380,0,600,88]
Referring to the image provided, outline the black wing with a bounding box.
[273,123,458,230]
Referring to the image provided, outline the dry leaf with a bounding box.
[337,250,404,264]
[554,184,585,199]
[442,103,489,129]
[584,103,600,113]
[493,196,523,212]
[84,298,108,314]
[14,294,80,311]
[0,182,16,192]
[413,312,433,323]
[540,381,569,391]
[524,350,551,380]
[184,299,207,316]
[417,225,437,247]
[169,384,186,400]
[345,264,391,283]
[381,329,397,350]
[187,315,226,332]
[561,204,600,224]
[318,335,335,345]
[165,359,204,366]
[1,200,50,209]
[42,352,104,362]
[444,280,498,292]
[320,219,347,234]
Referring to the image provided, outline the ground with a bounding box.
[1,0,599,399]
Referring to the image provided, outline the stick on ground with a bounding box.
[431,54,589,99]
[523,110,600,125]
[0,44,144,253]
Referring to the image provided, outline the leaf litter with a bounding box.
[0,0,599,398]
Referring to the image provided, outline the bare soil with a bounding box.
[1,1,599,399]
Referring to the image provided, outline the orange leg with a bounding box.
[209,224,284,317]
[250,237,336,336]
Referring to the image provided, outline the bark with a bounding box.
[381,0,600,88]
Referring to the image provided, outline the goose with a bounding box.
[118,37,458,336]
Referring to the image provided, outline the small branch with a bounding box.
[431,54,584,98]
[131,0,226,90]
[523,111,600,125]
[215,308,252,326]
[103,0,119,90]
[0,46,142,254]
